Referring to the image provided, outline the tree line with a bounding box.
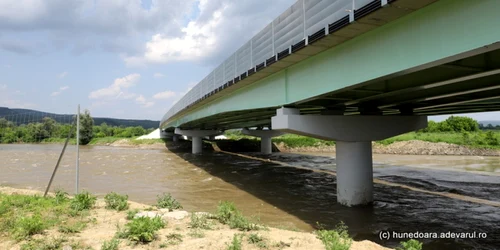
[0,110,154,145]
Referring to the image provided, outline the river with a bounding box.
[0,144,499,249]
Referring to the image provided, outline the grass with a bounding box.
[378,131,500,149]
[127,208,140,220]
[70,191,97,211]
[226,234,243,250]
[101,238,120,250]
[315,222,353,250]
[104,192,129,211]
[58,220,87,234]
[396,239,423,250]
[159,233,183,247]
[0,191,90,241]
[216,201,259,231]
[188,229,205,238]
[156,193,183,211]
[117,216,166,243]
[12,214,46,240]
[190,213,214,230]
[248,233,268,248]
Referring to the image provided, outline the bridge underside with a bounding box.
[168,47,500,131]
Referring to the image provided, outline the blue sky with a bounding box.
[0,0,499,122]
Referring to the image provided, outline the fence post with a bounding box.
[76,104,80,194]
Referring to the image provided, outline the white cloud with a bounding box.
[89,73,140,99]
[124,0,295,67]
[125,10,222,65]
[135,94,154,108]
[153,91,176,100]
[50,85,70,96]
[154,73,165,78]
[0,84,6,90]
[58,71,68,79]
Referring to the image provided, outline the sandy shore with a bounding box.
[0,186,391,250]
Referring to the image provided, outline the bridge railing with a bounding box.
[162,0,378,126]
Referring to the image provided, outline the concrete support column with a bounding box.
[242,128,284,154]
[272,107,428,206]
[192,136,203,154]
[260,136,272,154]
[174,128,222,154]
[172,135,179,142]
[336,141,373,206]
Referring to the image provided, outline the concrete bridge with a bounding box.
[160,0,500,206]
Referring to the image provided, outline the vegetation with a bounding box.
[117,216,166,243]
[104,192,129,211]
[216,201,259,231]
[0,191,90,242]
[248,233,268,248]
[396,239,423,250]
[160,233,183,247]
[156,193,183,211]
[70,191,97,211]
[101,238,120,250]
[315,222,353,250]
[79,109,94,145]
[127,209,140,220]
[189,213,214,230]
[226,233,243,250]
[0,117,155,144]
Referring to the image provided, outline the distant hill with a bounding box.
[0,107,159,129]
[479,120,500,126]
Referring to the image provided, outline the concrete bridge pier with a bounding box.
[271,107,427,206]
[242,128,284,154]
[174,128,221,154]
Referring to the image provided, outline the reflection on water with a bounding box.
[0,144,499,250]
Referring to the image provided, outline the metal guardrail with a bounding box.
[162,0,380,125]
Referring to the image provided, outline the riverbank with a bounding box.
[0,186,390,250]
[276,140,500,156]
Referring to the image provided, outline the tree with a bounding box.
[79,110,94,145]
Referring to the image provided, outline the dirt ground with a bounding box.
[0,187,391,250]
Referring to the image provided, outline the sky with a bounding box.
[0,0,499,122]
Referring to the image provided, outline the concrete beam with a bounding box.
[271,108,427,141]
[242,128,284,154]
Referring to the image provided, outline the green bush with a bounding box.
[248,233,268,248]
[127,209,140,220]
[315,222,352,250]
[104,192,129,211]
[54,189,68,204]
[101,238,120,250]
[189,213,213,230]
[216,201,258,231]
[396,239,423,250]
[70,191,97,211]
[12,214,46,240]
[118,216,165,243]
[156,193,182,210]
[227,234,243,250]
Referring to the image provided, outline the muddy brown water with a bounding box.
[0,144,499,249]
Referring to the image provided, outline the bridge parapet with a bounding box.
[161,0,389,127]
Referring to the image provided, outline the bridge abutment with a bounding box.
[272,107,427,206]
[174,128,221,154]
[242,128,284,154]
